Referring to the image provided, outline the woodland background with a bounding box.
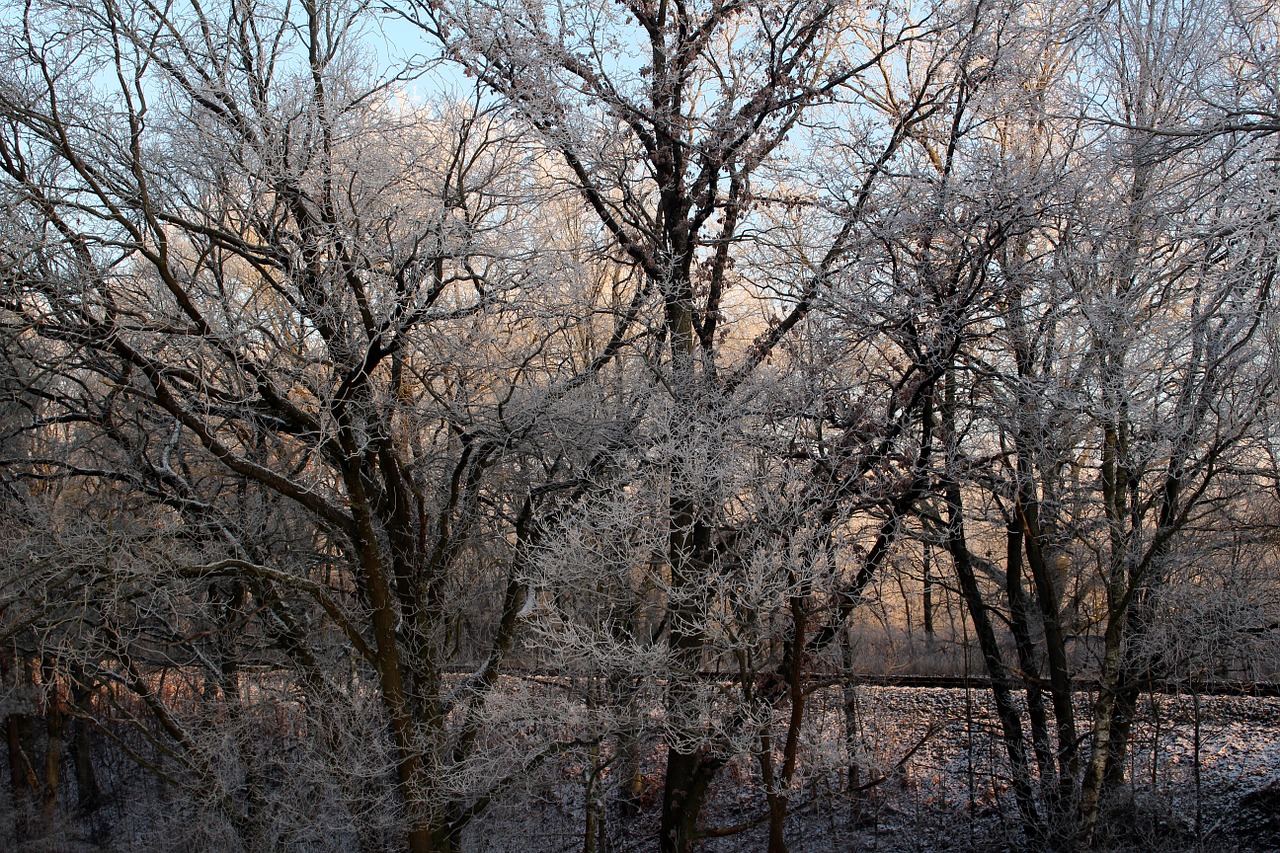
[1,0,1279,849]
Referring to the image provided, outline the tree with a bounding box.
[3,0,1277,849]
[394,0,998,848]
[863,0,1280,846]
[0,0,628,848]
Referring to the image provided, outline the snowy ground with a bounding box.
[467,686,1280,852]
[7,684,1277,851]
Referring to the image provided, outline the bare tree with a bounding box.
[0,0,635,848]
[863,0,1280,846]
[390,0,964,847]
[2,0,1277,850]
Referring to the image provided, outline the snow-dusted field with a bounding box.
[469,686,1280,852]
[8,684,1276,851]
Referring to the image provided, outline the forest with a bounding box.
[1,0,1279,850]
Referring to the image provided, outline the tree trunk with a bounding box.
[941,375,1043,843]
[660,749,719,853]
[1005,523,1057,796]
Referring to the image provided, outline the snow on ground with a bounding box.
[466,686,1280,852]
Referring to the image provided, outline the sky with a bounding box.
[364,8,474,103]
